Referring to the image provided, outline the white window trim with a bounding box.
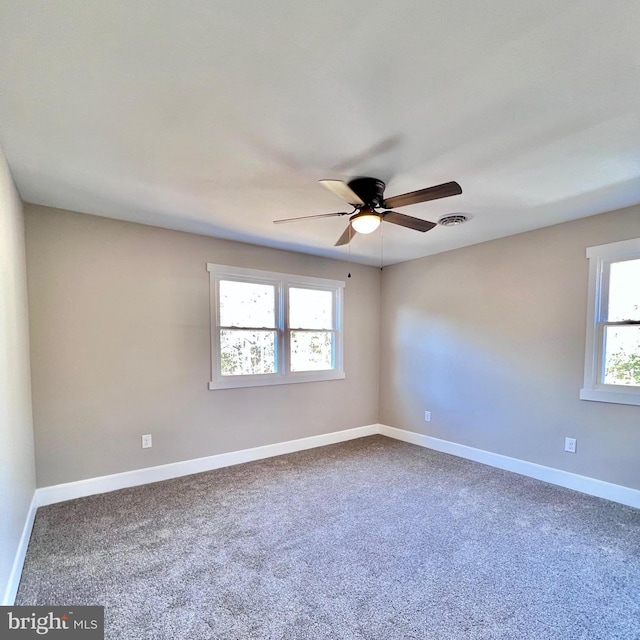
[580,237,640,406]
[207,264,345,390]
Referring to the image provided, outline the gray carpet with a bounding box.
[17,436,640,639]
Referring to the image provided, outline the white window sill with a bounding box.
[579,388,640,406]
[209,370,345,390]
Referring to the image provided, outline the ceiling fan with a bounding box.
[274,177,463,245]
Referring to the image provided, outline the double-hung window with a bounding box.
[580,237,640,406]
[208,264,344,389]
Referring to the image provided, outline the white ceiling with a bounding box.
[1,1,639,266]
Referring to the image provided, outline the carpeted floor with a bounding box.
[17,436,640,639]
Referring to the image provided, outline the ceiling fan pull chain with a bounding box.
[380,220,384,271]
[348,225,352,278]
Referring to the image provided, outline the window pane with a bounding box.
[603,325,640,386]
[608,259,640,321]
[220,330,276,376]
[219,280,275,328]
[289,288,333,329]
[290,331,333,372]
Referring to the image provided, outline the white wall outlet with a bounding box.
[564,437,577,453]
[424,411,431,422]
[142,434,153,449]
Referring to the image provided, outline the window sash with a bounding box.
[219,328,278,377]
[594,321,640,391]
[289,329,337,372]
[288,285,335,330]
[217,277,280,330]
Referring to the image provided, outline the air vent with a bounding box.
[438,214,468,227]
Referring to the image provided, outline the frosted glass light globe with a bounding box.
[351,213,381,234]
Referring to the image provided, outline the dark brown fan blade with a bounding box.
[382,211,436,232]
[382,181,462,209]
[274,212,349,224]
[335,224,357,246]
[320,180,365,206]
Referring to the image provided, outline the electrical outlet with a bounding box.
[564,437,576,453]
[424,411,431,422]
[142,434,153,449]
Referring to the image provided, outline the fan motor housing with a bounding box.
[348,177,386,207]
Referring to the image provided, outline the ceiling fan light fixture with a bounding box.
[351,213,381,234]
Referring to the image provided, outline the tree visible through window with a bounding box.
[208,264,344,389]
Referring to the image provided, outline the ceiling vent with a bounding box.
[438,214,468,227]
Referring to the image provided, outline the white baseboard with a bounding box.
[379,424,640,509]
[2,493,38,605]
[35,424,379,507]
[35,423,640,510]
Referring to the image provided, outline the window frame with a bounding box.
[580,237,640,406]
[207,264,345,390]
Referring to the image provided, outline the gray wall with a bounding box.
[380,205,640,490]
[25,205,381,487]
[0,146,36,603]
